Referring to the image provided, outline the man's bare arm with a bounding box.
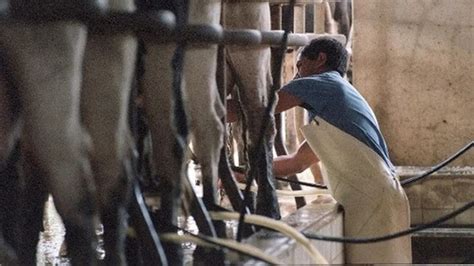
[273,141,319,177]
[274,90,302,114]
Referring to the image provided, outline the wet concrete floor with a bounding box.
[36,167,317,264]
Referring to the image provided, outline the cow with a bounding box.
[0,0,137,264]
[79,0,137,264]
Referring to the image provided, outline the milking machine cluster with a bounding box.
[1,1,473,264]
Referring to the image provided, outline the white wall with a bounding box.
[353,0,473,165]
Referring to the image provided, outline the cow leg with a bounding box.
[333,0,352,41]
[0,56,20,166]
[225,2,280,219]
[17,146,49,265]
[0,23,97,264]
[0,236,16,264]
[81,2,136,264]
[81,29,137,264]
[0,146,21,259]
[239,74,279,219]
[185,0,224,212]
[0,71,48,264]
[228,48,280,219]
[142,44,184,264]
[324,1,338,35]
[0,60,21,263]
[183,3,230,262]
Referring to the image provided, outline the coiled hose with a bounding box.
[210,211,328,264]
[160,232,278,264]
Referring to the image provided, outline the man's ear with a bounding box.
[316,52,327,68]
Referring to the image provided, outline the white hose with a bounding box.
[160,233,279,264]
[209,211,328,264]
[276,188,330,197]
[236,183,329,196]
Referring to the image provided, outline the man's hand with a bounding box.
[273,141,319,177]
[226,99,239,123]
[218,166,247,189]
[233,170,247,184]
[229,165,248,183]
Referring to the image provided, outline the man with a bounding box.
[228,37,412,263]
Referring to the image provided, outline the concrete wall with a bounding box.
[399,166,474,226]
[353,0,473,166]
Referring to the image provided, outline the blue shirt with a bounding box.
[281,71,395,172]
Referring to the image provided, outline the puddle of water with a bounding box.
[36,197,104,265]
[177,215,200,266]
[36,196,67,265]
[37,198,201,265]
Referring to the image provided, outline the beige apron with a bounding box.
[301,118,412,264]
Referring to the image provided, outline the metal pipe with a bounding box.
[1,9,345,47]
[222,29,262,45]
[224,0,324,3]
[262,31,346,46]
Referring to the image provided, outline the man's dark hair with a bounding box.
[300,36,349,76]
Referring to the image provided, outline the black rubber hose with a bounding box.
[303,200,474,244]
[275,176,328,189]
[401,141,473,186]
